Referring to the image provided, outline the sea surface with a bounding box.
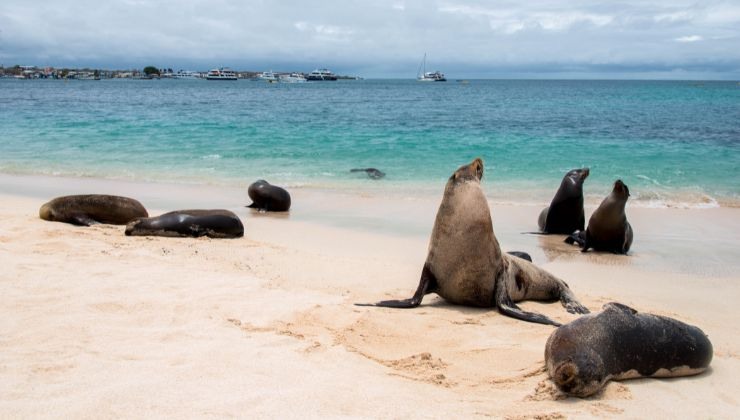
[1,78,738,207]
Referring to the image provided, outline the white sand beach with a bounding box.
[1,173,739,418]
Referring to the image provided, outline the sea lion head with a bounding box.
[39,202,56,221]
[612,179,630,198]
[551,348,606,398]
[566,167,589,185]
[449,158,484,184]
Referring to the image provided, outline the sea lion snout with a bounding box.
[124,219,141,236]
[452,158,484,182]
[552,351,606,397]
[613,179,630,197]
[39,203,54,221]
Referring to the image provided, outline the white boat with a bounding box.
[258,70,279,82]
[174,70,201,79]
[417,54,446,82]
[279,73,307,83]
[206,68,238,80]
[306,68,337,81]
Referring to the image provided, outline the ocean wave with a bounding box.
[201,154,221,160]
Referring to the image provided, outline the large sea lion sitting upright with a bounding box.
[125,209,244,238]
[538,168,589,234]
[545,302,713,397]
[247,180,291,212]
[357,158,589,326]
[39,194,148,226]
[565,180,633,254]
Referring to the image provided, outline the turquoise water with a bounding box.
[1,79,738,206]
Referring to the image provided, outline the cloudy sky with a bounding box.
[1,0,739,78]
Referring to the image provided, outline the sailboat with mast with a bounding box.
[417,53,446,82]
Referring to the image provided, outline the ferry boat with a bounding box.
[206,68,237,80]
[417,54,446,82]
[306,68,337,81]
[279,73,307,83]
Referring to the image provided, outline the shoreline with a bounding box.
[1,173,739,417]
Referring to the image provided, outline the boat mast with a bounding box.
[417,53,426,78]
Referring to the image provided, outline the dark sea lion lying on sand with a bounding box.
[39,194,148,226]
[125,209,244,238]
[546,302,713,397]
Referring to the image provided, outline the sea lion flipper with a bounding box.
[564,230,586,247]
[355,264,436,308]
[559,288,590,314]
[70,215,98,226]
[495,278,561,326]
[506,251,532,262]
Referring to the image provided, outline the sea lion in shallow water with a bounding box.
[565,179,633,254]
[247,180,291,212]
[350,168,385,179]
[357,158,589,326]
[538,168,589,234]
[39,194,148,226]
[545,302,713,398]
[125,209,244,238]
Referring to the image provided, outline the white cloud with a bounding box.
[675,35,703,42]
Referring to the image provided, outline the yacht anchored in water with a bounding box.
[306,68,337,81]
[279,73,307,83]
[417,54,446,82]
[206,68,238,80]
[258,71,279,82]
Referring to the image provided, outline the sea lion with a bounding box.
[565,180,633,254]
[125,209,244,238]
[545,302,713,398]
[350,168,385,179]
[39,194,148,226]
[538,168,589,234]
[357,158,589,326]
[247,180,291,212]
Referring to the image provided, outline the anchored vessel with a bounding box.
[417,53,446,82]
[206,68,237,80]
[306,68,337,81]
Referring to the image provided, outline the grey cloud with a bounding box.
[0,0,738,78]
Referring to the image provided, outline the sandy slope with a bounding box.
[1,182,739,418]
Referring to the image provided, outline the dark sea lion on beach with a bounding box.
[247,180,291,212]
[125,209,244,238]
[357,158,589,326]
[538,168,589,234]
[565,180,633,254]
[545,302,713,398]
[350,168,385,179]
[39,194,148,226]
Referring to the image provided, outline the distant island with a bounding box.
[0,65,362,81]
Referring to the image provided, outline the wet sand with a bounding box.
[1,174,739,418]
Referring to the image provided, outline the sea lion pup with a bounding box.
[538,168,589,234]
[350,168,385,179]
[357,158,589,326]
[545,302,713,398]
[125,209,244,238]
[565,180,633,254]
[247,180,291,212]
[39,194,148,226]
